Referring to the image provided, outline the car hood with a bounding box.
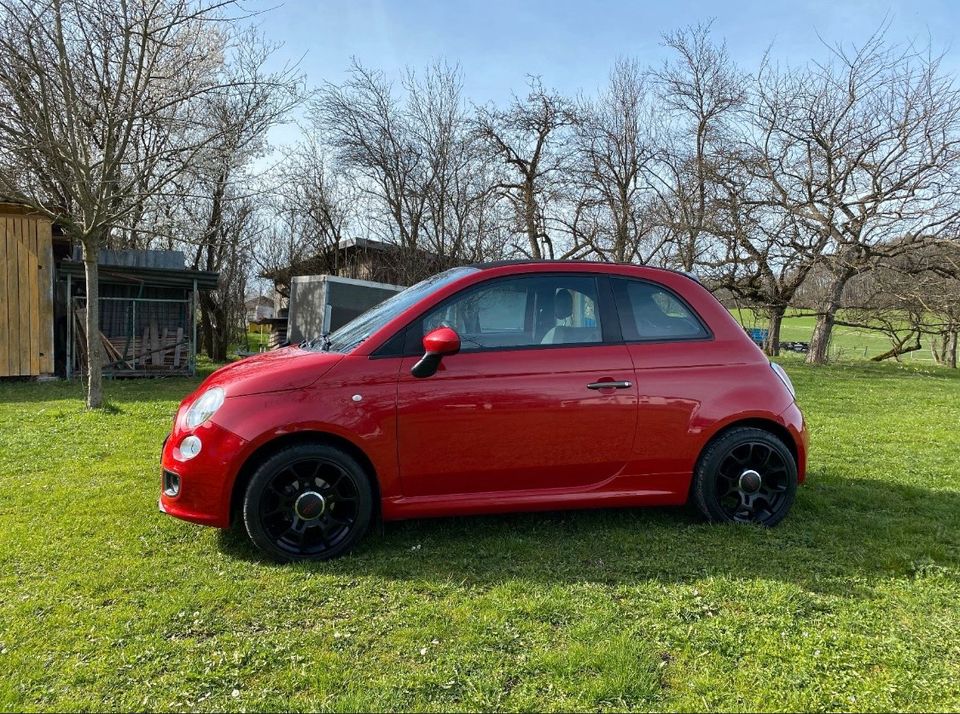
[200,347,345,397]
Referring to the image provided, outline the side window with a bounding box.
[422,275,603,351]
[612,278,708,341]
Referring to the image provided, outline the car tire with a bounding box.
[693,427,798,527]
[242,443,373,561]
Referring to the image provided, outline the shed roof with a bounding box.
[57,259,219,291]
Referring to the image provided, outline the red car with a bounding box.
[160,262,807,561]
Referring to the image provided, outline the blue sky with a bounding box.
[252,0,960,143]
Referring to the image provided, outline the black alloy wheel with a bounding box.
[243,444,373,561]
[693,427,798,527]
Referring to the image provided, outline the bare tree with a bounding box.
[312,60,508,283]
[706,152,831,355]
[0,0,276,406]
[406,63,507,270]
[192,195,260,358]
[571,58,665,263]
[313,60,430,256]
[475,77,576,259]
[826,265,927,362]
[257,140,355,298]
[834,240,960,365]
[923,246,960,368]
[163,29,303,360]
[750,28,960,364]
[648,21,746,272]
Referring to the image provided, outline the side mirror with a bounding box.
[411,327,461,378]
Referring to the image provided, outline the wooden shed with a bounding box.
[0,203,55,377]
[0,201,219,380]
[58,249,219,378]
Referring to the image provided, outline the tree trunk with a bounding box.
[205,315,229,362]
[807,312,834,365]
[764,305,786,356]
[932,333,945,364]
[947,329,958,369]
[199,292,229,362]
[200,307,213,358]
[614,191,629,262]
[871,336,922,362]
[682,232,696,273]
[806,268,852,365]
[523,183,541,259]
[82,242,103,409]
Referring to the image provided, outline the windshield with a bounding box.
[319,267,479,353]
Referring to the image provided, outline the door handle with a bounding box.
[587,380,632,390]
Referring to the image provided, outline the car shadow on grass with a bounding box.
[216,473,960,592]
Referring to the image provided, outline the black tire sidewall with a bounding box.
[693,427,798,527]
[242,443,373,561]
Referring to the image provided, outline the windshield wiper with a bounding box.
[299,333,332,351]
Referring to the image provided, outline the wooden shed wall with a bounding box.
[0,214,54,376]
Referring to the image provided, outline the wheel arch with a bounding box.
[698,417,799,473]
[228,431,382,525]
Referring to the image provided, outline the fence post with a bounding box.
[66,274,72,380]
[131,299,137,368]
[191,279,198,375]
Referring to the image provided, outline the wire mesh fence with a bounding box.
[69,296,195,377]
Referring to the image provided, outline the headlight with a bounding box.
[184,387,225,429]
[770,362,796,398]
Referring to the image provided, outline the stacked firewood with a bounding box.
[73,310,189,373]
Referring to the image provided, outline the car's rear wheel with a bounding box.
[693,427,797,526]
[242,443,373,561]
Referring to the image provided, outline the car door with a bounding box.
[609,276,716,477]
[395,273,638,498]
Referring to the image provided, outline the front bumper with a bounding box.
[159,421,249,529]
[779,401,809,483]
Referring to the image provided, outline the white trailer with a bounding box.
[287,275,403,343]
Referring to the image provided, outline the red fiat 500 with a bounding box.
[160,262,807,561]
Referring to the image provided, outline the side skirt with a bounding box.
[380,474,691,521]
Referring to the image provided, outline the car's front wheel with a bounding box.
[242,443,373,561]
[693,427,798,526]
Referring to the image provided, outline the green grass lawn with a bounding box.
[239,326,272,355]
[2,357,959,712]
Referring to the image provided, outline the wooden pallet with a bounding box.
[73,310,189,374]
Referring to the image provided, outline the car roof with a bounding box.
[468,259,701,283]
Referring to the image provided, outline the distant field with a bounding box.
[730,308,938,363]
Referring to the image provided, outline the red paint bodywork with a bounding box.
[160,263,807,529]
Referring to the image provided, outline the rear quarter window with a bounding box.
[612,278,710,342]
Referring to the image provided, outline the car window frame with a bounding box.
[372,272,623,358]
[609,276,714,344]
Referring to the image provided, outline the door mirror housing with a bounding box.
[411,327,461,378]
[423,326,461,355]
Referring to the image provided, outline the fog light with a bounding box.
[162,470,181,497]
[178,435,202,461]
